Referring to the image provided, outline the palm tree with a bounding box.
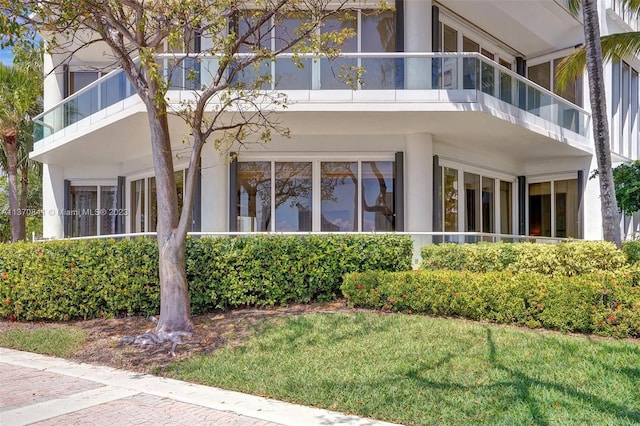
[558,0,625,247]
[0,61,41,242]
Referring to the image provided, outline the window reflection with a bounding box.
[100,186,117,235]
[275,162,312,231]
[443,167,458,232]
[238,162,271,231]
[321,162,358,231]
[361,10,396,90]
[362,161,394,231]
[529,182,552,237]
[274,13,311,89]
[70,186,97,237]
[131,179,145,233]
[321,11,358,89]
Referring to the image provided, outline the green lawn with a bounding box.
[0,326,86,357]
[166,312,640,426]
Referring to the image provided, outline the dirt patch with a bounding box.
[0,301,352,374]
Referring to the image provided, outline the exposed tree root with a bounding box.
[119,318,200,357]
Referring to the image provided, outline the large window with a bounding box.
[130,170,188,233]
[69,184,117,237]
[438,164,513,235]
[236,159,396,232]
[528,179,578,238]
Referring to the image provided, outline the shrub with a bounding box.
[0,234,412,321]
[342,269,640,338]
[420,241,627,275]
[623,239,640,265]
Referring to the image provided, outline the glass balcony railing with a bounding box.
[33,52,590,143]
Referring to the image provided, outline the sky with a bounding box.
[0,45,13,65]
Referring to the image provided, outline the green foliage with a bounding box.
[0,235,412,321]
[420,241,627,275]
[342,268,640,338]
[623,239,640,265]
[612,160,640,215]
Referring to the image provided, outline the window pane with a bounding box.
[148,177,157,232]
[462,37,479,52]
[443,167,458,232]
[362,161,395,231]
[238,162,271,231]
[482,177,494,233]
[443,25,457,52]
[528,62,551,90]
[321,12,357,89]
[275,162,312,231]
[100,186,117,236]
[464,172,480,232]
[555,179,578,238]
[500,181,512,234]
[529,182,551,236]
[70,186,97,237]
[321,162,358,231]
[130,179,145,233]
[274,14,311,89]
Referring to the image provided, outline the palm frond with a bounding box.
[564,0,582,17]
[555,31,640,90]
[601,31,640,62]
[555,47,586,91]
[615,0,640,17]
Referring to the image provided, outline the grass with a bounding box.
[0,326,86,357]
[166,312,640,426]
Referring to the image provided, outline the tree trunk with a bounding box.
[3,130,24,242]
[19,165,28,240]
[145,104,194,337]
[582,0,621,247]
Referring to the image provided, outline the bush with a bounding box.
[623,239,640,265]
[342,268,640,338]
[0,234,412,321]
[420,241,627,275]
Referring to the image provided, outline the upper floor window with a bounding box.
[232,9,396,90]
[612,61,639,158]
[527,58,583,107]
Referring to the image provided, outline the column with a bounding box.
[404,0,432,89]
[405,133,434,231]
[582,156,603,240]
[200,143,229,232]
[42,164,65,238]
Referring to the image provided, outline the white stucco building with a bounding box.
[32,0,640,241]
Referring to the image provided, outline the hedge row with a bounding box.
[420,241,629,275]
[0,234,413,321]
[342,269,640,338]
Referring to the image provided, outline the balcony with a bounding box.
[32,52,590,149]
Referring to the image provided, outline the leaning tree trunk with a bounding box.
[146,105,195,338]
[582,0,621,247]
[3,129,24,242]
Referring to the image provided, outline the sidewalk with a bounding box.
[0,348,398,426]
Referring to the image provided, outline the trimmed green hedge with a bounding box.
[342,269,640,338]
[420,241,628,275]
[0,234,412,321]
